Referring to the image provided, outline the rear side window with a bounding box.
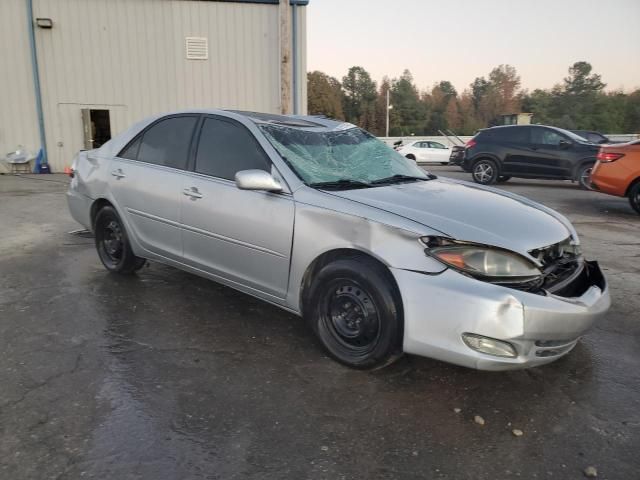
[486,127,529,143]
[133,116,198,169]
[195,117,271,180]
[120,136,141,160]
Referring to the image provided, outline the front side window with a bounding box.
[259,125,428,186]
[195,117,271,180]
[532,128,565,146]
[429,141,447,149]
[136,116,198,169]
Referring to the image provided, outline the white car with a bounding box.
[397,140,451,165]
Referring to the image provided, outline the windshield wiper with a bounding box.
[308,179,372,190]
[369,174,433,185]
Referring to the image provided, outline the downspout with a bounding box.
[291,2,299,115]
[26,0,48,166]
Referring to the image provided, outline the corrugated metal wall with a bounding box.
[0,0,40,173]
[0,0,306,172]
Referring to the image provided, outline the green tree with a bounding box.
[563,61,605,96]
[342,66,378,130]
[307,71,344,120]
[624,89,640,133]
[388,70,425,136]
[470,77,490,111]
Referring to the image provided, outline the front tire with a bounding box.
[94,206,147,274]
[629,182,640,214]
[472,159,499,185]
[305,258,403,369]
[498,175,511,183]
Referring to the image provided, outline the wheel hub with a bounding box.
[103,220,123,259]
[327,283,379,348]
[474,163,493,182]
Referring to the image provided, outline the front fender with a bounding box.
[285,201,446,312]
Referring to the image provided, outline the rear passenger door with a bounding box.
[180,115,295,299]
[498,127,537,175]
[412,142,429,162]
[110,115,198,261]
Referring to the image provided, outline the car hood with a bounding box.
[326,178,573,257]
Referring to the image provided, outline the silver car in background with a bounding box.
[67,110,610,370]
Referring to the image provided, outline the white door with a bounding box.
[425,141,451,163]
[55,103,127,172]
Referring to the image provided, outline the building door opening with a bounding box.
[81,109,112,149]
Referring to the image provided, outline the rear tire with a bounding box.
[472,159,499,185]
[577,164,594,190]
[305,258,403,369]
[629,182,640,214]
[405,154,416,161]
[94,206,147,274]
[440,162,449,166]
[498,175,511,183]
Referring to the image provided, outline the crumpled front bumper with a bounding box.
[393,261,610,371]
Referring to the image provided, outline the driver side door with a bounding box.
[529,127,574,177]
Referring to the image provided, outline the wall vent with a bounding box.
[185,37,208,60]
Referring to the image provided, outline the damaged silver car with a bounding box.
[67,110,610,370]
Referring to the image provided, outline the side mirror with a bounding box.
[235,169,283,192]
[559,139,572,149]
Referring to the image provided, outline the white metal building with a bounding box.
[1,0,308,172]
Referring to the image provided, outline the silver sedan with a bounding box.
[67,110,610,370]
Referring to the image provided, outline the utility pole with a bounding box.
[385,89,392,137]
[279,0,292,114]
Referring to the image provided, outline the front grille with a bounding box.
[534,339,577,357]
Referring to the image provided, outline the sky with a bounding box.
[307,0,640,94]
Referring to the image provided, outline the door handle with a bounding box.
[111,168,126,179]
[183,187,203,199]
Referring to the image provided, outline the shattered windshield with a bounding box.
[259,124,429,188]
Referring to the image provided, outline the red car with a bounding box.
[590,140,640,214]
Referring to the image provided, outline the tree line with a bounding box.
[307,62,640,136]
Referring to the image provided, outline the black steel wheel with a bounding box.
[472,159,499,185]
[629,182,640,214]
[306,257,403,369]
[94,206,146,274]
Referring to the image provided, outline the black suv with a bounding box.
[462,125,599,188]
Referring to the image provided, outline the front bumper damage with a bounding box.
[393,261,610,370]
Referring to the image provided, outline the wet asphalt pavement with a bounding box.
[0,169,639,480]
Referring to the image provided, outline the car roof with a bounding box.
[96,109,358,158]
[225,110,351,132]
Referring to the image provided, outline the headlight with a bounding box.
[421,237,541,281]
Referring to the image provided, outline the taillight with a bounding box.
[596,151,625,163]
[465,139,477,149]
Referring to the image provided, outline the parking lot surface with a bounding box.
[1,168,639,479]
